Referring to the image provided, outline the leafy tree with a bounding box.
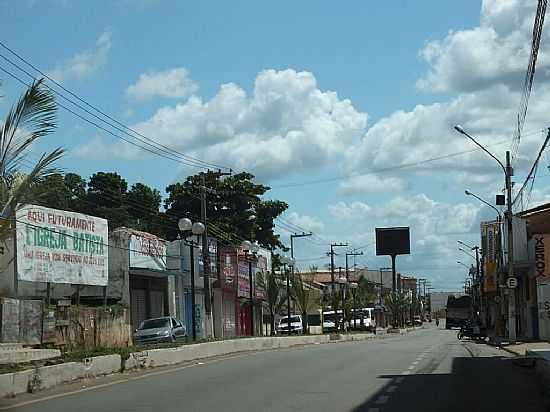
[64,172,87,211]
[164,171,288,249]
[386,292,411,328]
[85,172,131,229]
[0,79,63,236]
[126,182,162,233]
[35,173,70,210]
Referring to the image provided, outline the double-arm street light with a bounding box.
[241,240,260,336]
[455,125,516,340]
[178,218,206,341]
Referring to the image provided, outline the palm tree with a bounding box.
[0,79,63,236]
[290,269,317,334]
[386,292,410,328]
[258,270,285,335]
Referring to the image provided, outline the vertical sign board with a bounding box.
[129,233,166,270]
[481,221,498,293]
[254,248,270,300]
[533,234,550,339]
[16,205,108,285]
[375,227,410,256]
[237,251,250,298]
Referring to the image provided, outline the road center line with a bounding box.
[412,361,419,365]
[401,370,411,375]
[407,365,415,370]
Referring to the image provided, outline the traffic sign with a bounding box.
[506,277,518,289]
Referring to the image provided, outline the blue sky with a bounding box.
[2,0,549,291]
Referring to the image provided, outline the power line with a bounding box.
[0,41,229,171]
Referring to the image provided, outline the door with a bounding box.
[131,289,147,330]
[171,318,186,340]
[150,290,165,318]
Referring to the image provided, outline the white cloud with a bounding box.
[126,67,198,102]
[76,69,367,180]
[417,0,542,93]
[69,135,139,161]
[338,174,403,195]
[285,212,325,233]
[48,31,112,82]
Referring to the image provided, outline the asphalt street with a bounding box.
[2,322,545,412]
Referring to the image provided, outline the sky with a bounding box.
[1,0,550,291]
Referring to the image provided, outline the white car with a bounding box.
[278,315,303,334]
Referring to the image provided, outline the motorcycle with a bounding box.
[457,320,486,341]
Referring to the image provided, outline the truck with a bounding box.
[445,295,471,329]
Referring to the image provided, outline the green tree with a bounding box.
[290,266,320,334]
[257,269,285,336]
[164,171,288,249]
[35,173,70,210]
[126,182,162,233]
[85,172,131,229]
[0,79,63,236]
[64,172,87,211]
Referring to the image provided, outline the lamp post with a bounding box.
[178,218,206,341]
[464,190,502,221]
[241,240,259,336]
[350,282,358,330]
[455,125,515,341]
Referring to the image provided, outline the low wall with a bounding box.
[0,354,121,398]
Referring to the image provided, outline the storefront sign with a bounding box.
[237,259,250,298]
[129,233,166,270]
[533,234,550,278]
[255,254,267,300]
[537,279,550,339]
[16,204,108,285]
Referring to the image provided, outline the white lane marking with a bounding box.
[395,377,404,383]
[407,365,415,370]
[376,395,389,405]
[387,385,398,393]
[401,370,411,375]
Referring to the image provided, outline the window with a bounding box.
[139,318,170,330]
[171,318,178,328]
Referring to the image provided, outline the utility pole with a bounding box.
[505,151,516,342]
[345,251,363,282]
[290,232,312,326]
[329,243,347,332]
[200,169,231,338]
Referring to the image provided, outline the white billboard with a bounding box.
[129,233,166,270]
[16,204,109,285]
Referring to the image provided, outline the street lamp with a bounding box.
[457,260,471,270]
[241,240,260,336]
[281,256,295,334]
[464,190,502,221]
[458,246,476,260]
[349,282,358,330]
[178,218,205,341]
[455,125,515,341]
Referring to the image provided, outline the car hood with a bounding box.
[134,327,169,337]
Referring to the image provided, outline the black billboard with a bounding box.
[375,227,410,256]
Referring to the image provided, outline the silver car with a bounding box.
[133,316,186,345]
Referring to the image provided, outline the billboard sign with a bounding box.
[375,227,410,256]
[534,234,550,278]
[16,204,108,285]
[129,233,166,270]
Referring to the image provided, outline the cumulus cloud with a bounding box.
[48,31,112,82]
[417,0,543,93]
[126,67,198,102]
[338,174,404,195]
[76,69,367,180]
[284,212,325,233]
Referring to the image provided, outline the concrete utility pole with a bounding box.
[329,243,347,331]
[200,169,231,338]
[290,232,312,315]
[345,251,363,282]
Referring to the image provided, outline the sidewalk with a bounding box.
[490,340,550,356]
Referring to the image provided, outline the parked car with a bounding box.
[278,315,303,334]
[133,316,186,345]
[413,315,422,326]
[322,310,342,333]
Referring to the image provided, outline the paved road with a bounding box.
[2,323,545,412]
